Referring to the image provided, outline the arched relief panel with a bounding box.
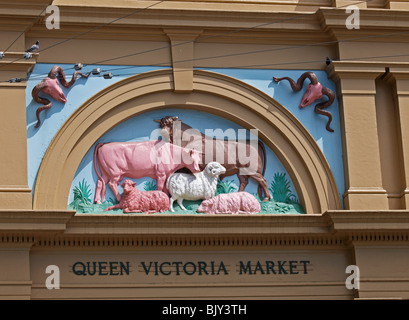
[33,69,341,214]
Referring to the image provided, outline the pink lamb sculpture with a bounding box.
[104,179,170,213]
[197,191,261,215]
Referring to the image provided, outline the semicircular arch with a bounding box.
[33,69,341,214]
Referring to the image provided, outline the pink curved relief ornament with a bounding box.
[197,192,261,214]
[104,179,170,213]
[31,65,90,128]
[273,72,335,132]
[93,140,201,204]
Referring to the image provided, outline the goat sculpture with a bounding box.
[31,65,90,128]
[273,72,335,132]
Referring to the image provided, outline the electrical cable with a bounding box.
[0,0,166,72]
[216,52,409,69]
[2,1,53,53]
[96,29,409,73]
[24,0,379,81]
[85,0,375,67]
[5,0,408,83]
[21,52,409,84]
[24,28,409,82]
[9,0,373,79]
[37,0,166,55]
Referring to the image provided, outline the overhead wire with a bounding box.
[87,0,375,67]
[93,53,409,77]
[20,51,409,84]
[215,52,409,69]
[4,0,408,83]
[37,0,166,56]
[22,0,374,81]
[95,29,409,74]
[0,0,166,72]
[1,1,53,53]
[24,0,379,81]
[24,28,409,82]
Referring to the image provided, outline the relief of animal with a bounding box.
[197,191,261,214]
[93,140,201,204]
[166,162,226,212]
[273,71,335,132]
[31,65,90,128]
[154,116,271,201]
[104,179,170,213]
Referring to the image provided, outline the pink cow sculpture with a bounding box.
[197,192,261,214]
[93,140,201,204]
[104,179,170,213]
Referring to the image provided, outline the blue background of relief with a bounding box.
[25,64,343,206]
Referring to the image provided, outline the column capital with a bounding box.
[0,52,38,210]
[0,52,38,70]
[163,28,203,41]
[383,64,409,96]
[0,52,38,83]
[388,63,409,81]
[326,61,387,82]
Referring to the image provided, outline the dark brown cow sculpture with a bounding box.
[154,116,271,201]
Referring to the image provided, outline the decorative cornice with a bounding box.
[1,1,408,46]
[26,8,326,44]
[1,210,408,248]
[64,214,331,236]
[34,233,348,249]
[326,61,388,81]
[0,210,75,233]
[318,7,409,30]
[325,210,409,232]
[52,0,330,12]
[0,52,38,73]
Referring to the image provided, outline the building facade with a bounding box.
[0,0,409,299]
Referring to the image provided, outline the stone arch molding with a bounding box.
[33,69,341,214]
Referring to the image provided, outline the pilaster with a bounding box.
[327,211,409,299]
[0,209,74,299]
[387,65,409,209]
[327,62,388,210]
[0,53,38,210]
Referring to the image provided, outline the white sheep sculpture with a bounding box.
[166,162,226,212]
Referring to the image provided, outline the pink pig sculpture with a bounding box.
[31,65,90,128]
[104,179,169,213]
[197,192,261,215]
